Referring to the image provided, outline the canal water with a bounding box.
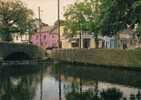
[0,63,141,100]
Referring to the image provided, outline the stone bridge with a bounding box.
[0,42,46,61]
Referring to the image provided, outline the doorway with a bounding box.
[83,38,90,48]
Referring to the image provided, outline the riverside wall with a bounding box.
[51,49,141,68]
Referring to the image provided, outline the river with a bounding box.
[0,62,141,100]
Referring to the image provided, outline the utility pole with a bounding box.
[38,7,41,46]
[38,6,43,100]
[58,0,61,48]
[58,0,62,99]
[79,19,82,48]
[80,24,82,48]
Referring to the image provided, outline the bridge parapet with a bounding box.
[0,42,46,60]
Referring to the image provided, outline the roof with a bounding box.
[49,25,58,34]
[117,29,135,35]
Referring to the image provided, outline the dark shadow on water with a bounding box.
[4,52,32,61]
[0,63,48,100]
[53,63,141,88]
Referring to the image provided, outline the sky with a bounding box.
[22,0,75,25]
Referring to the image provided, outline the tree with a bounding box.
[0,0,35,41]
[63,0,100,38]
[96,0,141,36]
[54,19,65,26]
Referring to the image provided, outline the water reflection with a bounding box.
[0,64,44,100]
[1,63,141,100]
[65,89,141,100]
[65,88,123,100]
[53,63,141,100]
[40,65,43,100]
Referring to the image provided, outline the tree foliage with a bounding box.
[63,0,100,38]
[97,0,141,36]
[0,0,36,41]
[64,0,141,37]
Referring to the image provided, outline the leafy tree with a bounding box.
[63,0,100,38]
[97,0,141,36]
[54,19,65,26]
[0,0,36,41]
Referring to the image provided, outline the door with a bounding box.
[83,38,90,48]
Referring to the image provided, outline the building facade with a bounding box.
[12,33,29,43]
[98,36,116,48]
[117,29,138,49]
[60,26,96,49]
[31,32,58,49]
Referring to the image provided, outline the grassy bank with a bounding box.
[51,49,141,68]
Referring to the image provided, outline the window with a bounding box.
[71,39,79,48]
[36,35,38,40]
[40,42,43,46]
[16,36,18,40]
[83,38,90,48]
[44,35,46,39]
[52,35,55,38]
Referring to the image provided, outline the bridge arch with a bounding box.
[4,52,32,61]
[0,43,46,61]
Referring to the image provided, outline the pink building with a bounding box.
[31,32,58,49]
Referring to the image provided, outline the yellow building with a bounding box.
[60,26,72,48]
[60,26,96,49]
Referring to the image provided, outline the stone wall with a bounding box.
[0,42,46,60]
[52,49,141,68]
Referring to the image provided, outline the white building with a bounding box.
[12,33,29,43]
